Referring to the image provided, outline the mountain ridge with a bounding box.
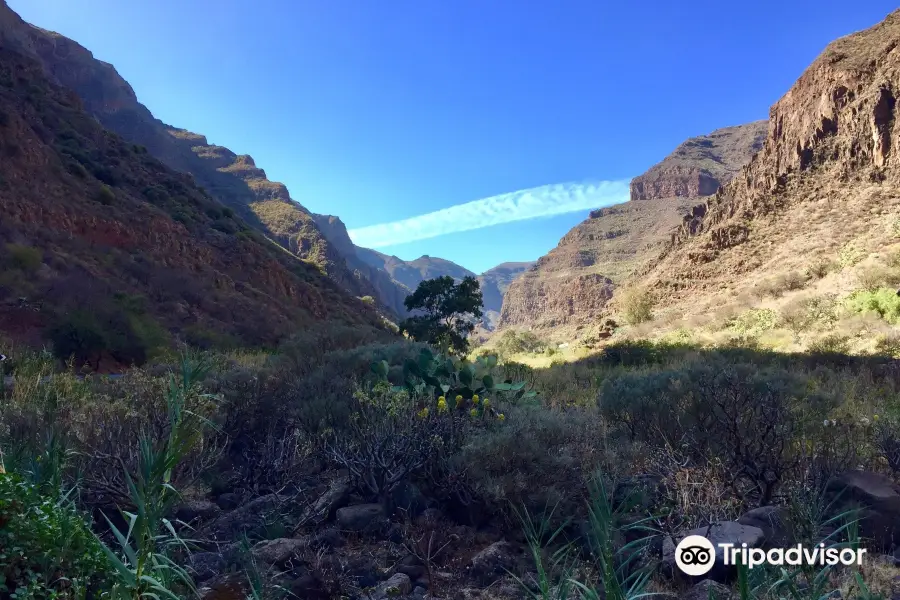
[0,42,381,358]
[499,121,768,333]
[0,1,396,312]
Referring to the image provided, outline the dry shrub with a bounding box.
[456,404,608,522]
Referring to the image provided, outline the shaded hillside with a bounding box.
[312,214,411,316]
[630,122,767,200]
[477,262,534,329]
[0,45,381,359]
[638,8,900,320]
[0,1,385,306]
[500,122,766,333]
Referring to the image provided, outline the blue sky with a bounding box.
[10,0,899,273]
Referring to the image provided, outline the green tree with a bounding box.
[400,276,483,354]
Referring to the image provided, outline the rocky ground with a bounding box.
[177,469,900,600]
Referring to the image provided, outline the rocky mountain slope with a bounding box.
[477,262,535,329]
[0,43,380,357]
[0,1,393,311]
[638,8,900,318]
[499,122,767,333]
[630,122,767,200]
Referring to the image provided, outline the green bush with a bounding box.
[95,184,115,205]
[5,243,43,272]
[728,308,778,336]
[619,288,654,325]
[494,329,544,356]
[845,288,900,324]
[0,474,108,599]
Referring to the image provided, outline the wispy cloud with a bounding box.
[347,179,630,248]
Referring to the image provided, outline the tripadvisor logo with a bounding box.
[674,535,867,576]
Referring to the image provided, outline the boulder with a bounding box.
[298,480,352,526]
[251,537,309,565]
[336,503,387,532]
[663,521,765,582]
[469,541,525,585]
[396,554,426,580]
[826,470,900,550]
[203,494,282,542]
[176,499,221,523]
[367,573,412,600]
[738,506,792,548]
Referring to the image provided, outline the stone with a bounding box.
[203,494,282,542]
[310,526,344,550]
[216,493,240,511]
[663,521,765,582]
[469,541,524,585]
[176,499,221,523]
[827,470,900,550]
[298,479,352,526]
[738,506,792,548]
[336,503,387,532]
[367,573,412,600]
[250,537,308,565]
[187,552,227,583]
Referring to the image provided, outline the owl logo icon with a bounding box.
[675,535,716,576]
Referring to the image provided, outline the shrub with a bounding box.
[728,308,778,336]
[95,184,115,205]
[0,474,109,599]
[599,358,838,504]
[494,329,544,356]
[807,333,851,354]
[806,258,836,279]
[838,244,866,268]
[856,265,900,291]
[5,243,42,272]
[456,404,604,519]
[619,288,654,325]
[359,295,376,306]
[780,294,839,333]
[845,288,900,324]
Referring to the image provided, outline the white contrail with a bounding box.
[347,179,630,248]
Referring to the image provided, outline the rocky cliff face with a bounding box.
[647,9,900,305]
[672,10,900,247]
[500,124,765,332]
[477,262,535,329]
[0,1,383,305]
[0,45,381,352]
[630,122,767,201]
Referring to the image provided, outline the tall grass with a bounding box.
[99,355,213,600]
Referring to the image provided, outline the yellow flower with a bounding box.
[417,407,430,419]
[874,414,880,421]
[437,397,448,413]
[470,408,478,418]
[497,413,505,421]
[456,395,464,408]
[472,394,480,404]
[482,398,490,409]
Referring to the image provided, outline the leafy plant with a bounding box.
[99,355,213,600]
[0,473,109,600]
[399,276,484,354]
[371,346,535,403]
